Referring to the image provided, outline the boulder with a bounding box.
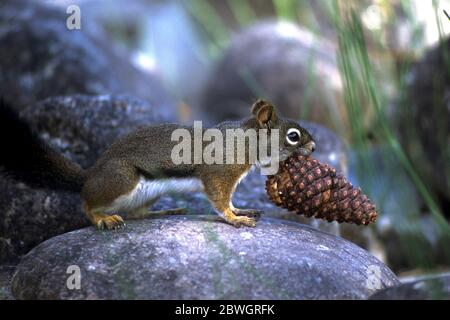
[200,21,345,132]
[370,273,450,300]
[396,37,450,204]
[20,94,173,168]
[0,265,15,300]
[0,95,174,263]
[11,216,399,299]
[75,0,210,106]
[0,180,87,264]
[0,0,175,119]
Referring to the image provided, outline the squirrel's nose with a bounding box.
[309,141,316,153]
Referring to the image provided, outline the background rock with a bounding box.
[199,21,344,132]
[396,37,450,206]
[299,121,348,173]
[0,265,15,300]
[0,95,173,263]
[11,216,399,300]
[61,0,210,109]
[0,179,86,264]
[349,145,450,271]
[370,273,450,300]
[376,214,450,272]
[0,0,175,120]
[20,94,174,168]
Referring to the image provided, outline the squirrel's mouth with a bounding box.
[298,141,316,156]
[257,141,316,168]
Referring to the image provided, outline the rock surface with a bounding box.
[370,273,450,300]
[11,217,399,300]
[0,265,15,300]
[200,21,344,131]
[0,95,174,263]
[0,0,175,119]
[0,179,87,264]
[20,94,174,168]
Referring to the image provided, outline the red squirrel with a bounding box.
[0,99,315,230]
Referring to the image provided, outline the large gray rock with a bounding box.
[75,0,210,106]
[0,265,15,300]
[0,0,175,119]
[11,216,399,299]
[370,273,450,300]
[20,94,173,168]
[200,21,344,131]
[0,95,174,264]
[0,180,87,264]
[396,37,450,204]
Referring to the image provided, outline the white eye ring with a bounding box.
[286,128,301,145]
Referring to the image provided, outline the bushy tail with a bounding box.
[0,99,85,193]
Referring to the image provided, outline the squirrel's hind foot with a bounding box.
[96,214,126,230]
[84,204,126,230]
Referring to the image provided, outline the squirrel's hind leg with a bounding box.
[81,160,140,230]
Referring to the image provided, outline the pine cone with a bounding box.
[266,153,377,225]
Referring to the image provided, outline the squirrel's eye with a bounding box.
[286,128,301,145]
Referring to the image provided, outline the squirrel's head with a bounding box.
[251,99,316,162]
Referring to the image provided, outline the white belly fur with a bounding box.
[106,177,204,213]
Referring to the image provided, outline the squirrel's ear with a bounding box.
[251,99,269,115]
[252,100,278,128]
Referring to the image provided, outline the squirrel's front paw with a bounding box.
[97,215,125,230]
